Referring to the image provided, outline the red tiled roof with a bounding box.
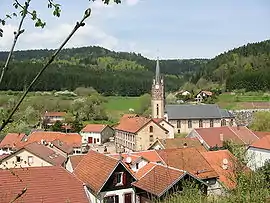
[73,150,119,194]
[201,150,237,189]
[81,124,108,133]
[115,116,151,133]
[69,154,86,170]
[126,150,164,163]
[157,148,218,179]
[132,164,185,197]
[51,139,73,154]
[154,137,205,150]
[229,126,259,145]
[135,162,156,179]
[201,90,213,96]
[0,166,89,203]
[0,133,26,149]
[44,111,66,117]
[194,126,258,148]
[253,131,270,139]
[25,131,82,148]
[249,135,270,150]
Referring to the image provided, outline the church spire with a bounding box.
[155,56,160,84]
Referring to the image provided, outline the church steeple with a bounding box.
[155,56,160,84]
[151,56,165,119]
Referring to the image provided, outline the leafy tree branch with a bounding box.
[0,8,92,132]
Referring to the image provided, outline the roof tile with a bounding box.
[81,124,108,133]
[0,166,89,203]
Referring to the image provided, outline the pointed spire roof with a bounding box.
[155,56,160,83]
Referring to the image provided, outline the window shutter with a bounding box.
[123,172,127,185]
[113,173,117,185]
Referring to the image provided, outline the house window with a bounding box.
[28,156,33,164]
[104,195,119,203]
[221,119,226,126]
[199,120,203,128]
[149,126,153,133]
[149,135,154,142]
[177,129,180,134]
[210,119,214,127]
[177,120,181,128]
[156,104,159,117]
[115,172,124,186]
[188,120,192,128]
[97,138,99,143]
[136,163,139,170]
[16,156,21,163]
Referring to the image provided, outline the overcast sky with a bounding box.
[0,0,269,59]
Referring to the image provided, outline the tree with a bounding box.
[250,111,270,131]
[135,93,151,115]
[0,0,121,132]
[51,120,62,132]
[71,115,83,133]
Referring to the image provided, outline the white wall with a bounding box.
[65,158,74,173]
[81,132,101,145]
[0,149,52,169]
[159,120,174,138]
[247,147,270,170]
[130,159,148,172]
[100,188,135,203]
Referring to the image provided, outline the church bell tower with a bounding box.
[151,56,165,119]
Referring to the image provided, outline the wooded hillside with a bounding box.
[0,46,206,96]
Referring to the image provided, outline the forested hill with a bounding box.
[0,46,207,96]
[196,39,270,91]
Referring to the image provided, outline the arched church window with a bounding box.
[156,104,159,117]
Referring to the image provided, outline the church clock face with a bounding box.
[155,84,159,89]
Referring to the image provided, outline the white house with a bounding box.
[80,124,114,145]
[247,135,270,170]
[195,90,213,103]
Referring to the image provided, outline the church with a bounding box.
[115,57,235,152]
[151,57,235,134]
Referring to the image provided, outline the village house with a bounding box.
[73,150,136,203]
[247,134,270,170]
[80,123,114,145]
[148,137,204,151]
[187,126,259,150]
[0,166,89,203]
[201,150,240,195]
[42,111,67,126]
[195,90,213,103]
[0,142,66,169]
[0,131,83,155]
[114,114,171,152]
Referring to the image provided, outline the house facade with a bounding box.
[247,135,270,170]
[115,115,170,152]
[0,142,66,169]
[195,90,213,103]
[80,124,114,145]
[42,111,66,126]
[73,150,136,203]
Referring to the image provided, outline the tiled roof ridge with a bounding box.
[154,150,167,165]
[137,163,157,180]
[245,127,259,140]
[228,126,246,144]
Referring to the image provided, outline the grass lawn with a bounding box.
[217,93,270,110]
[104,96,140,120]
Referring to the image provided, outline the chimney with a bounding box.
[183,143,188,148]
[220,134,224,142]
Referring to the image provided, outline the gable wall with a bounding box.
[0,149,52,169]
[137,121,168,151]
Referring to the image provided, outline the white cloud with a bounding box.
[0,24,17,50]
[126,0,140,6]
[0,23,120,51]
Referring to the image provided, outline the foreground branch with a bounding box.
[0,1,29,86]
[0,8,91,132]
